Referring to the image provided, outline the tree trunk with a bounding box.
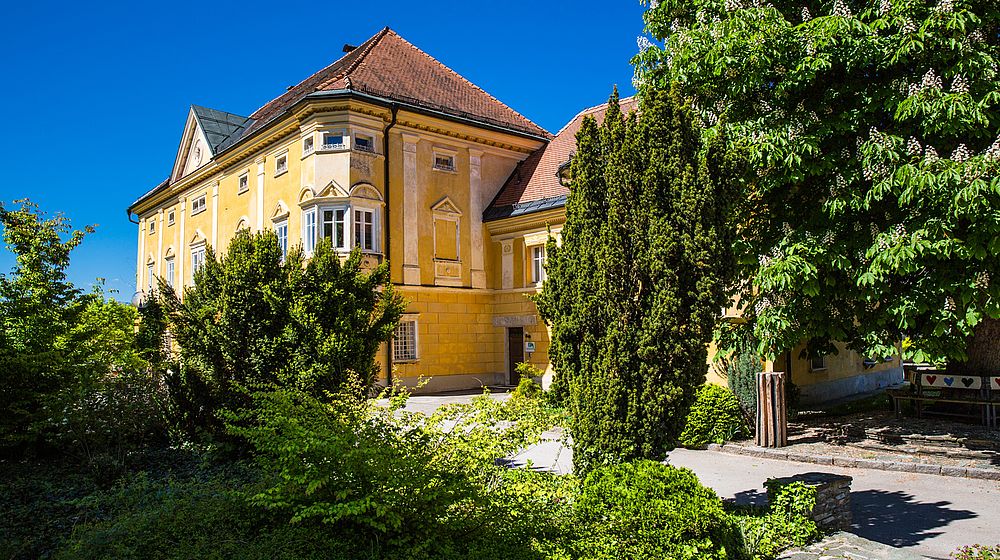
[951,318,1000,375]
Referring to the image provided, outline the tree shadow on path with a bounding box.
[851,489,976,548]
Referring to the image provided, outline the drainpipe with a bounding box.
[127,209,139,224]
[383,103,399,387]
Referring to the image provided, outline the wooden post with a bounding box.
[756,371,788,448]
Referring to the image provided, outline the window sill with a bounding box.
[432,166,458,174]
[274,169,288,178]
[352,147,383,157]
[191,208,206,216]
[394,358,419,364]
[237,187,249,196]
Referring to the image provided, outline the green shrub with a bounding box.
[513,373,542,399]
[719,337,761,421]
[229,380,559,557]
[679,384,748,448]
[53,468,345,560]
[574,460,746,560]
[733,481,821,559]
[952,545,1000,560]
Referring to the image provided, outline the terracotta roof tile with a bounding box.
[485,96,638,220]
[245,27,548,138]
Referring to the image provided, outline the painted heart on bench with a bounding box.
[926,375,937,385]
[994,378,1000,388]
[961,377,975,388]
[943,377,955,386]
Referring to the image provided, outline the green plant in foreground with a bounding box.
[953,545,1000,560]
[575,460,746,559]
[679,384,748,448]
[734,481,820,560]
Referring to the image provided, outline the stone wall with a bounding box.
[766,472,853,532]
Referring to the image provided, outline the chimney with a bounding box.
[343,44,357,53]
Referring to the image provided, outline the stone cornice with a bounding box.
[485,208,565,238]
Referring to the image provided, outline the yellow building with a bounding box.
[128,28,899,402]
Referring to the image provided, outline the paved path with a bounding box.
[778,532,923,560]
[667,448,1000,560]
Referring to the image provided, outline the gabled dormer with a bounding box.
[171,105,252,181]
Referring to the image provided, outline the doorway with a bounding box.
[507,327,524,385]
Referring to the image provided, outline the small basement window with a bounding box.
[433,152,456,172]
[393,319,418,361]
[810,355,827,371]
[322,132,345,150]
[354,132,375,153]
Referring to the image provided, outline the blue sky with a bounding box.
[0,0,646,300]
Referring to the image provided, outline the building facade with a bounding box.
[129,28,900,400]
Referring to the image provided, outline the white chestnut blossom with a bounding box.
[976,272,991,290]
[801,6,811,21]
[921,69,943,90]
[907,137,922,156]
[951,144,970,163]
[925,145,939,163]
[832,0,852,18]
[951,74,969,94]
[901,18,917,34]
[986,136,1000,162]
[637,36,654,52]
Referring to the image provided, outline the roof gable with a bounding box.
[484,96,639,221]
[171,105,251,181]
[245,28,548,139]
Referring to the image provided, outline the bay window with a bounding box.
[354,208,376,251]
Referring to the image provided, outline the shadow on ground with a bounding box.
[726,486,977,550]
[851,489,977,548]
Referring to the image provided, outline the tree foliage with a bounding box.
[536,90,738,473]
[0,200,92,448]
[636,0,1000,368]
[159,230,405,440]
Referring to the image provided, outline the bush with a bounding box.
[953,545,1000,560]
[679,384,748,448]
[229,380,559,558]
[160,231,404,442]
[53,467,344,560]
[732,481,820,560]
[574,460,746,560]
[513,374,542,400]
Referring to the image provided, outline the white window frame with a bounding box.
[320,129,347,151]
[302,207,317,255]
[275,219,289,261]
[167,210,175,226]
[190,244,206,278]
[274,151,289,176]
[432,149,457,172]
[146,262,155,291]
[149,220,156,234]
[319,205,349,250]
[352,206,379,253]
[302,135,315,155]
[191,194,207,215]
[238,172,249,194]
[393,317,419,362]
[165,257,175,288]
[531,245,547,284]
[353,130,376,153]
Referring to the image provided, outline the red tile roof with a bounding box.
[245,27,548,138]
[485,96,638,219]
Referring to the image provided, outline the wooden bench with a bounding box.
[888,369,1000,429]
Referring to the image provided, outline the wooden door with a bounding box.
[507,327,524,385]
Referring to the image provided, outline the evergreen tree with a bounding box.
[537,90,737,473]
[159,230,404,440]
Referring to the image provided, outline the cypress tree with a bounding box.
[538,89,736,474]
